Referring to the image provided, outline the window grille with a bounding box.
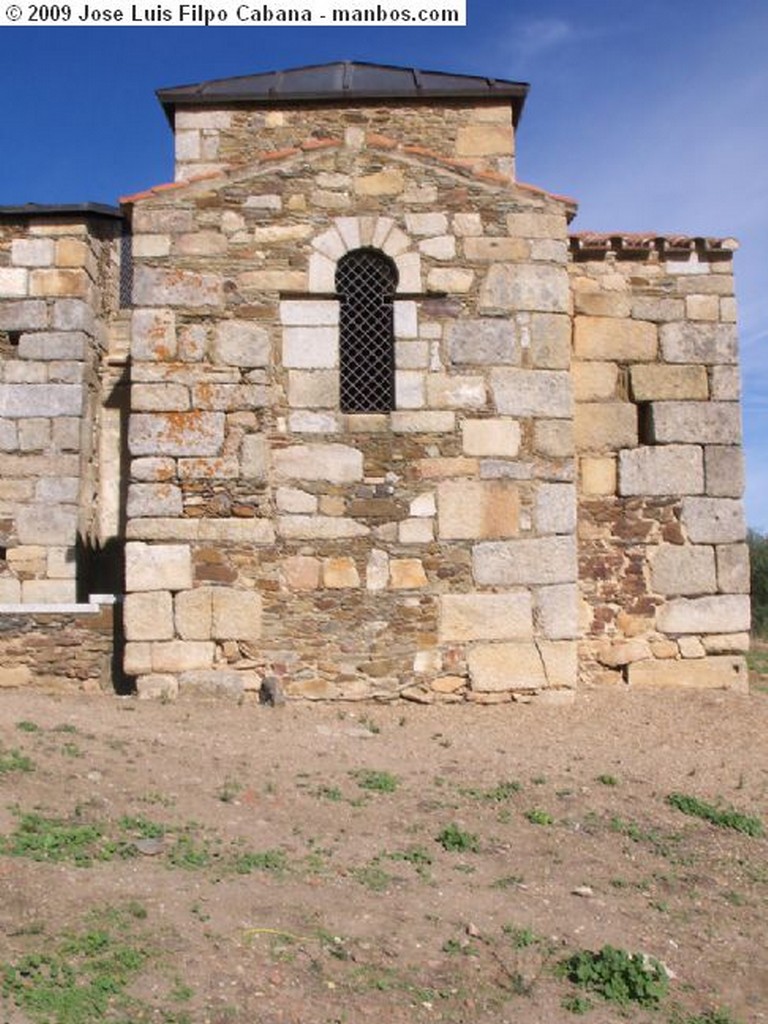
[119,226,133,307]
[336,248,398,413]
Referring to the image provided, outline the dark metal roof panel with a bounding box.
[0,203,123,220]
[157,61,529,123]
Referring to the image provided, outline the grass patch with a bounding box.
[559,945,669,1008]
[0,748,34,775]
[436,823,479,853]
[353,769,399,793]
[0,813,131,866]
[524,808,553,826]
[16,721,41,733]
[667,793,764,837]
[231,849,287,874]
[460,779,521,802]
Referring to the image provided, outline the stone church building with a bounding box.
[0,62,750,701]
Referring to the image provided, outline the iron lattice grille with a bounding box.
[336,248,398,413]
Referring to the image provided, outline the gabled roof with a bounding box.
[157,61,529,126]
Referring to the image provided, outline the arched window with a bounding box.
[335,248,398,413]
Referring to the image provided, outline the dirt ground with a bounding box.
[0,677,767,1024]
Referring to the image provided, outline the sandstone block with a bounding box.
[702,633,750,654]
[0,578,22,602]
[629,364,708,401]
[278,516,369,540]
[288,370,339,408]
[279,299,339,327]
[175,587,213,640]
[530,313,571,369]
[281,555,321,590]
[627,655,747,691]
[535,584,579,639]
[124,642,152,676]
[21,579,77,603]
[390,411,455,433]
[354,169,404,195]
[630,296,684,321]
[175,231,227,256]
[178,671,245,699]
[124,591,174,641]
[132,234,171,258]
[539,641,578,688]
[133,267,223,307]
[137,675,179,700]
[574,291,631,317]
[456,124,512,156]
[11,238,54,267]
[463,237,528,261]
[491,369,571,418]
[131,308,177,361]
[534,483,576,534]
[399,518,434,543]
[619,444,703,496]
[426,374,486,409]
[453,213,483,236]
[129,411,225,457]
[660,322,737,364]
[395,371,425,409]
[177,457,240,480]
[239,270,308,293]
[468,643,546,692]
[597,638,653,667]
[439,592,532,642]
[506,212,568,239]
[323,557,360,589]
[438,480,519,540]
[573,362,619,401]
[0,268,28,297]
[240,434,268,480]
[716,544,750,593]
[131,384,189,412]
[479,263,570,314]
[705,446,744,497]
[681,497,746,544]
[282,326,338,369]
[473,536,577,586]
[649,402,741,445]
[0,300,47,331]
[710,366,741,401]
[212,589,262,642]
[212,321,270,367]
[366,549,390,591]
[127,483,183,518]
[534,419,574,457]
[580,456,617,495]
[447,319,521,366]
[0,384,82,418]
[18,331,87,361]
[426,268,473,292]
[17,506,77,545]
[678,636,706,658]
[419,235,456,260]
[389,559,428,589]
[462,418,521,457]
[0,666,33,688]
[151,640,215,673]
[126,542,192,592]
[273,443,362,483]
[574,316,657,361]
[575,403,637,451]
[656,594,750,634]
[650,544,717,596]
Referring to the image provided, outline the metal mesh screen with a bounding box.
[336,248,398,413]
[119,227,134,307]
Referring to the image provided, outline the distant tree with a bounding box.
[748,529,768,636]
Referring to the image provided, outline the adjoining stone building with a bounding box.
[0,62,750,700]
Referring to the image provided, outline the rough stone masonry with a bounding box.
[0,62,750,701]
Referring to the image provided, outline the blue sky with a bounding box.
[2,0,766,526]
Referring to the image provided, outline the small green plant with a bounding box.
[354,863,392,892]
[231,849,286,874]
[315,785,343,802]
[442,937,477,956]
[671,1010,742,1024]
[559,945,669,1007]
[0,813,121,866]
[461,779,521,802]
[596,774,619,786]
[353,769,399,793]
[216,778,242,803]
[436,823,479,853]
[502,924,538,948]
[666,793,764,837]
[119,815,166,839]
[491,874,524,889]
[562,994,593,1014]
[524,808,553,826]
[0,747,34,775]
[16,720,41,733]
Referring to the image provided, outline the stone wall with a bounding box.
[0,211,122,605]
[123,128,580,703]
[571,235,748,691]
[172,101,515,183]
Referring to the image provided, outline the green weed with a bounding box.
[502,924,538,948]
[671,1010,742,1024]
[353,769,399,793]
[315,785,343,802]
[596,774,619,786]
[16,721,41,733]
[354,863,392,892]
[231,849,286,874]
[216,778,241,803]
[524,808,553,826]
[436,823,479,853]
[562,994,593,1014]
[667,793,764,837]
[0,748,34,775]
[461,780,521,802]
[0,813,125,866]
[559,945,669,1007]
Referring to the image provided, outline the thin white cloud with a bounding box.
[515,18,574,58]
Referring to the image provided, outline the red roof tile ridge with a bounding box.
[570,231,739,252]
[516,180,578,208]
[120,170,225,205]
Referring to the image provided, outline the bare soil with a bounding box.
[1,681,767,1024]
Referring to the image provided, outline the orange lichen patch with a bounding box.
[474,168,513,184]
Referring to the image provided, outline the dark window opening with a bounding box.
[637,401,655,445]
[0,331,20,358]
[336,248,398,413]
[119,227,133,307]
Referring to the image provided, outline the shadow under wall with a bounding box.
[77,360,133,694]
